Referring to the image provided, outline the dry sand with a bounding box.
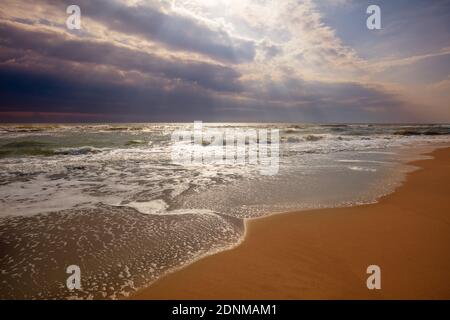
[133,147,450,299]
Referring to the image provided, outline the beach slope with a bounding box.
[134,148,450,299]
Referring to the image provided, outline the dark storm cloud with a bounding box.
[42,0,256,64]
[245,76,403,108]
[0,2,417,123]
[0,66,222,120]
[0,23,242,93]
[0,61,412,123]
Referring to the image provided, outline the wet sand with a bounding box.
[133,147,450,299]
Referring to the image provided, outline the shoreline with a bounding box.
[133,147,450,299]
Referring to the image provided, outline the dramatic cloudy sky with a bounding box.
[0,0,449,122]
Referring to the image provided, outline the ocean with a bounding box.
[0,123,449,299]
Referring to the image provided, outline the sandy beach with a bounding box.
[133,147,450,300]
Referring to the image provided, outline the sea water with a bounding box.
[0,123,449,299]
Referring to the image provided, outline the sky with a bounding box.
[0,0,449,123]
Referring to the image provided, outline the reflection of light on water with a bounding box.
[0,124,448,218]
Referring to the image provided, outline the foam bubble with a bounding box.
[348,166,377,172]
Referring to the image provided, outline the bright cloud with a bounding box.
[0,0,448,122]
